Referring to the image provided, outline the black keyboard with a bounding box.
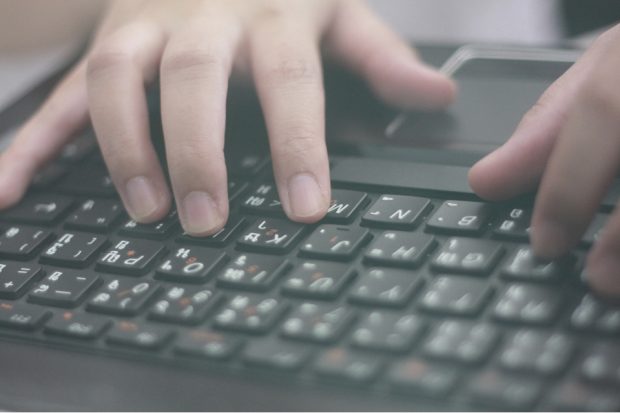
[0,132,619,412]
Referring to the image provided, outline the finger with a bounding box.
[325,0,455,110]
[87,21,171,223]
[528,29,620,259]
[249,15,330,222]
[160,18,243,235]
[586,206,620,296]
[468,58,589,201]
[0,63,89,207]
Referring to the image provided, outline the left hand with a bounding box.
[469,24,620,296]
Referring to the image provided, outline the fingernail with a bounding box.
[287,173,325,219]
[125,176,159,221]
[531,220,570,259]
[180,191,222,235]
[585,255,620,296]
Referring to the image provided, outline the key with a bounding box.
[44,310,110,339]
[0,262,42,299]
[581,213,608,247]
[431,237,504,275]
[467,370,542,410]
[240,183,283,215]
[546,381,620,412]
[349,268,422,308]
[426,200,493,235]
[419,276,492,316]
[281,261,354,300]
[149,286,220,325]
[28,269,100,308]
[281,302,354,343]
[175,329,243,360]
[300,225,370,260]
[351,311,423,353]
[314,347,383,383]
[216,253,290,291]
[570,294,620,335]
[58,164,116,197]
[65,198,123,232]
[213,294,286,334]
[40,232,106,267]
[155,246,226,283]
[243,337,311,371]
[493,207,531,240]
[177,217,245,247]
[97,238,164,275]
[324,190,368,223]
[119,210,179,240]
[499,330,574,376]
[501,246,573,283]
[59,131,97,163]
[0,193,73,225]
[388,358,460,398]
[107,320,172,350]
[237,218,304,253]
[0,301,50,331]
[580,344,620,385]
[364,231,436,268]
[493,284,562,325]
[227,154,267,177]
[361,195,431,229]
[227,180,248,202]
[31,163,69,189]
[87,278,160,316]
[422,320,498,364]
[0,226,52,259]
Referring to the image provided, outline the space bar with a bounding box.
[331,158,474,195]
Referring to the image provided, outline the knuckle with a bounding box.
[262,57,321,88]
[87,45,135,80]
[161,46,227,80]
[578,76,620,118]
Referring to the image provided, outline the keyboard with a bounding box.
[0,131,618,412]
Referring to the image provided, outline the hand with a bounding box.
[469,24,620,296]
[0,0,455,236]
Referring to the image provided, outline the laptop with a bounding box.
[0,44,617,411]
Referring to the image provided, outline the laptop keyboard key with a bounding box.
[240,183,283,215]
[282,261,354,300]
[349,268,421,308]
[426,200,493,235]
[237,218,304,253]
[87,278,160,316]
[0,262,42,299]
[28,269,99,308]
[149,286,220,325]
[501,246,572,283]
[362,195,430,229]
[423,320,498,364]
[41,232,107,267]
[214,294,286,334]
[0,194,73,225]
[364,231,435,268]
[155,246,226,283]
[0,226,52,259]
[580,344,620,385]
[97,238,164,275]
[388,358,459,398]
[175,329,243,360]
[44,311,109,339]
[177,217,245,247]
[0,301,50,331]
[431,238,503,275]
[300,225,369,260]
[107,320,172,350]
[499,330,574,375]
[58,165,116,197]
[281,302,354,343]
[217,253,290,291]
[570,294,620,334]
[351,311,423,353]
[65,199,123,232]
[493,207,531,240]
[493,284,562,325]
[243,337,311,371]
[419,276,492,316]
[314,347,383,383]
[467,370,542,410]
[119,210,179,240]
[325,190,368,223]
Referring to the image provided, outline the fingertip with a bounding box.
[529,220,573,260]
[178,190,228,237]
[283,172,330,224]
